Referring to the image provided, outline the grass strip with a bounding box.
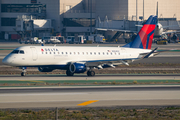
[0,80,180,87]
[0,49,14,50]
[0,107,180,119]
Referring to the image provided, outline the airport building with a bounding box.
[0,0,96,40]
[96,0,180,21]
[0,0,180,40]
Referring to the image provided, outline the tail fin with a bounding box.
[123,15,157,49]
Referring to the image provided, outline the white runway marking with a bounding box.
[0,93,86,96]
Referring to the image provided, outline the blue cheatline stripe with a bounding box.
[146,30,154,49]
[18,58,140,68]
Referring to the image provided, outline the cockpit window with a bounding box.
[11,50,19,54]
[20,50,24,54]
[11,50,24,54]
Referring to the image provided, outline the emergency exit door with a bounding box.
[30,47,38,61]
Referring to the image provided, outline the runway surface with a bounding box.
[0,43,180,109]
[0,74,180,108]
[1,74,180,80]
[0,86,180,108]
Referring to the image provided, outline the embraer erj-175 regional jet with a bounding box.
[3,15,158,77]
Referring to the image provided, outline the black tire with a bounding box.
[66,70,74,76]
[87,71,91,76]
[87,71,95,76]
[90,71,95,76]
[21,72,26,76]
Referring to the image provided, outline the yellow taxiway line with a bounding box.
[19,80,45,83]
[77,100,99,106]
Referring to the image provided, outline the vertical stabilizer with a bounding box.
[123,15,157,49]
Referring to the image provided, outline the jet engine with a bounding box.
[38,67,54,72]
[69,63,86,73]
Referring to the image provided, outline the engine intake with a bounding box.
[69,63,86,73]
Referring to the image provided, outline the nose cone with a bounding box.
[2,57,8,65]
[2,55,12,65]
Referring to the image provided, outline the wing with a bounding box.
[162,31,180,35]
[96,28,137,33]
[82,58,137,69]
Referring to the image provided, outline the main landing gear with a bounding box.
[66,70,74,76]
[87,70,95,76]
[21,67,26,76]
[66,70,95,76]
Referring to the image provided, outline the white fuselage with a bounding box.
[3,46,151,67]
[154,23,163,37]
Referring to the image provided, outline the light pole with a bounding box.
[143,0,144,21]
[136,0,138,21]
[90,0,92,35]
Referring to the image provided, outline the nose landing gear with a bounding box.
[21,67,26,76]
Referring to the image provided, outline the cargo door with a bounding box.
[31,47,38,61]
[121,48,127,59]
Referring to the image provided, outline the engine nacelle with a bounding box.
[38,67,54,72]
[69,63,86,73]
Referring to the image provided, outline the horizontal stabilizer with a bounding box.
[143,47,158,59]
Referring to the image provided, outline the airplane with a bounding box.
[96,2,179,41]
[145,2,179,39]
[3,15,158,77]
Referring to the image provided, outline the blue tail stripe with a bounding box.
[146,30,154,49]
